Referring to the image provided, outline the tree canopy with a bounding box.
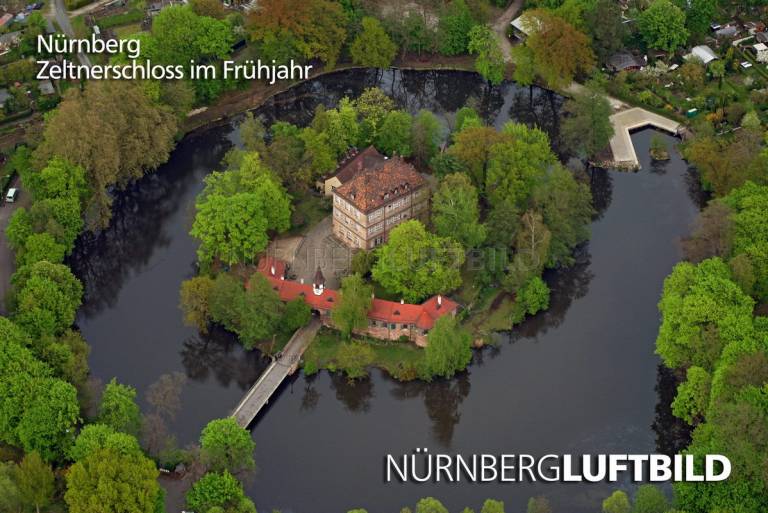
[425,316,473,378]
[637,0,688,53]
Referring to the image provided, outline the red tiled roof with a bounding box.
[256,257,458,331]
[330,146,386,184]
[334,157,426,213]
[257,256,286,279]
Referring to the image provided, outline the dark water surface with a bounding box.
[70,70,701,513]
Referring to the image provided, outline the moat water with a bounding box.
[69,69,702,513]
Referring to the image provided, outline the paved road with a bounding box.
[491,0,524,62]
[49,0,93,67]
[231,318,322,428]
[0,179,29,315]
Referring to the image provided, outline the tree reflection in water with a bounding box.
[181,326,267,391]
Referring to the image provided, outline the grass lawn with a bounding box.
[303,327,425,381]
[113,23,143,38]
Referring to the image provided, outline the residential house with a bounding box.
[607,52,644,73]
[0,13,13,29]
[686,45,719,65]
[510,12,540,40]
[257,256,459,346]
[752,43,768,63]
[332,156,429,250]
[318,146,386,196]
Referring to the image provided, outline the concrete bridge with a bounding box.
[231,318,322,428]
[608,107,683,169]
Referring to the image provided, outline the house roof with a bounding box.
[334,157,425,213]
[607,52,644,72]
[0,31,21,46]
[757,32,768,43]
[687,45,718,64]
[328,146,386,185]
[256,257,459,330]
[0,14,13,27]
[755,43,768,52]
[38,79,55,95]
[715,25,738,38]
[510,13,540,37]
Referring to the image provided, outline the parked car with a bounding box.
[5,187,18,203]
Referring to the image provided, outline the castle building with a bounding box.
[258,257,458,346]
[331,153,429,250]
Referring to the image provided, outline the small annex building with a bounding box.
[257,256,459,346]
[686,45,719,65]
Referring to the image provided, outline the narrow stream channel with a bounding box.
[69,70,702,513]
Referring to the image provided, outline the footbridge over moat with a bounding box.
[231,318,322,428]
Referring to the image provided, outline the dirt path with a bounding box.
[491,0,524,62]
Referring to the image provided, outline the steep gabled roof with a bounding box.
[334,157,425,213]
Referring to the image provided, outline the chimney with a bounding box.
[437,295,442,308]
[400,299,404,305]
[300,278,304,284]
[270,265,276,276]
[280,276,285,280]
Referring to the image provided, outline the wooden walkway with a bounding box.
[231,318,321,428]
[608,108,682,169]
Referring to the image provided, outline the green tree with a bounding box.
[180,275,215,333]
[437,0,475,55]
[467,25,505,85]
[5,208,33,252]
[480,499,505,513]
[376,110,413,157]
[14,452,55,513]
[561,86,614,157]
[186,471,256,513]
[65,448,161,513]
[602,490,631,513]
[200,418,256,474]
[13,261,83,340]
[532,164,594,267]
[680,0,716,36]
[415,497,449,513]
[425,316,473,378]
[351,17,397,68]
[34,80,177,230]
[18,232,66,267]
[583,0,627,63]
[98,378,142,436]
[671,366,711,424]
[432,173,486,249]
[69,424,142,462]
[411,110,442,168]
[16,378,80,461]
[448,126,506,192]
[0,462,22,513]
[520,10,595,89]
[332,274,373,339]
[354,88,396,145]
[237,273,283,347]
[335,342,376,379]
[505,210,551,290]
[192,193,270,267]
[637,0,688,53]
[372,220,465,303]
[282,298,312,332]
[632,484,668,513]
[517,276,550,316]
[247,0,347,68]
[656,258,755,370]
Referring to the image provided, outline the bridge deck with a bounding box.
[232,318,321,428]
[609,108,682,169]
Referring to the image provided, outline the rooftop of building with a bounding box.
[256,257,458,331]
[334,156,426,213]
[329,146,386,185]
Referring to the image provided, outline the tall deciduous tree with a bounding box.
[601,490,631,513]
[637,0,688,53]
[425,316,473,378]
[332,274,373,339]
[437,0,475,55]
[14,452,54,513]
[372,220,465,303]
[180,275,215,333]
[376,110,414,156]
[467,25,505,85]
[561,86,614,158]
[411,110,442,168]
[520,10,595,89]
[65,448,161,513]
[98,378,142,436]
[200,418,256,474]
[34,80,177,230]
[351,17,397,68]
[432,173,486,249]
[186,471,256,513]
[247,0,347,68]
